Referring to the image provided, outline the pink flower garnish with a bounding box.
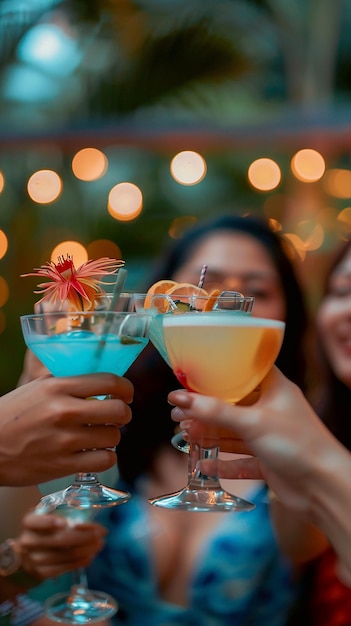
[21,254,125,311]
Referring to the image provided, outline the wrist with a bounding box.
[308,442,351,551]
[0,539,21,577]
[0,539,38,601]
[309,441,350,518]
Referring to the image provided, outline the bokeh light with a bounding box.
[291,149,325,182]
[268,218,283,232]
[168,216,198,239]
[337,207,351,228]
[72,148,108,181]
[108,182,143,221]
[0,171,5,193]
[323,169,351,198]
[0,276,9,307]
[27,169,62,203]
[296,221,324,251]
[87,239,122,261]
[282,233,306,261]
[248,158,281,191]
[170,151,207,185]
[0,230,8,260]
[0,309,6,334]
[282,221,325,263]
[51,241,88,268]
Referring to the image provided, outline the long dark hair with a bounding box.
[118,213,309,488]
[312,238,351,451]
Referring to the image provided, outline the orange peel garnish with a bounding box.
[203,288,221,311]
[145,280,217,312]
[165,283,208,298]
[165,283,209,311]
[144,279,178,309]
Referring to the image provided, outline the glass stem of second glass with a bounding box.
[188,441,221,490]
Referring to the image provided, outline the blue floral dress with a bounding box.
[88,484,299,626]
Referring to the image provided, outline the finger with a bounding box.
[200,457,263,480]
[22,512,68,533]
[170,392,246,430]
[65,424,121,453]
[76,397,133,427]
[23,548,100,578]
[30,554,96,579]
[21,517,106,544]
[178,423,252,455]
[61,448,118,475]
[23,529,105,553]
[169,389,273,440]
[25,534,104,560]
[43,396,132,429]
[40,449,119,480]
[50,374,134,404]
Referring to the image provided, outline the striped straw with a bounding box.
[197,264,208,289]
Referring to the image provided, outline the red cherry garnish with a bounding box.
[175,370,191,391]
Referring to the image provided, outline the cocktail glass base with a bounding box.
[57,481,131,509]
[149,485,255,512]
[45,589,117,624]
[37,475,131,514]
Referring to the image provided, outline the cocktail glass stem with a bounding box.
[71,566,89,593]
[45,566,117,624]
[149,434,255,512]
[189,442,220,487]
[35,498,118,624]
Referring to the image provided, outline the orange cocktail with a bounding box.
[163,313,285,403]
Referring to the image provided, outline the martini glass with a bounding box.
[130,291,244,366]
[152,310,285,512]
[132,292,270,512]
[20,308,152,623]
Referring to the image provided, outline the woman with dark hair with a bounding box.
[301,236,351,626]
[145,213,308,390]
[167,234,351,626]
[83,213,327,625]
[115,213,309,487]
[312,237,351,446]
[14,213,327,625]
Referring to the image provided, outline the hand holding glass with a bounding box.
[153,304,285,512]
[20,308,151,623]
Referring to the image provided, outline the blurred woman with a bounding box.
[86,214,327,625]
[168,233,351,626]
[302,237,351,626]
[14,213,327,625]
[116,213,309,487]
